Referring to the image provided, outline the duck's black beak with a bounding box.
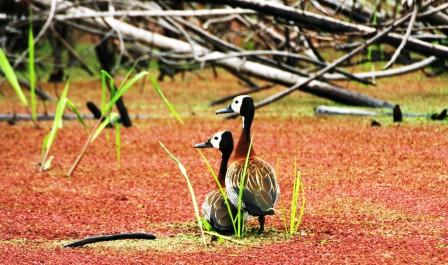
[194,139,213,148]
[216,105,233,115]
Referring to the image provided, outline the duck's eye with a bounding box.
[235,100,239,104]
[214,136,218,140]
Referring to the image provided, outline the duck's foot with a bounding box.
[258,216,265,235]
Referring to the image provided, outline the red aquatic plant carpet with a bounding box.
[0,117,447,264]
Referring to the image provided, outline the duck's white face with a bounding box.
[210,131,225,149]
[230,95,250,114]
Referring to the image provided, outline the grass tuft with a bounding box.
[104,71,148,115]
[67,70,147,176]
[65,99,86,128]
[288,160,306,236]
[236,137,253,238]
[0,49,28,106]
[151,76,184,124]
[40,80,70,171]
[92,113,119,141]
[159,142,207,246]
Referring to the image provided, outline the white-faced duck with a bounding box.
[216,95,280,234]
[194,130,242,233]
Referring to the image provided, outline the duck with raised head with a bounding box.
[194,131,240,233]
[216,95,280,234]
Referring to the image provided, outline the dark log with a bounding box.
[86,101,102,120]
[107,81,132,127]
[393,105,403,122]
[64,233,156,248]
[430,109,447,121]
[95,43,132,127]
[371,120,381,127]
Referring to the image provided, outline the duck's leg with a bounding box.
[258,216,265,234]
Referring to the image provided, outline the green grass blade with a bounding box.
[197,150,237,233]
[150,76,184,125]
[66,98,86,128]
[56,80,70,128]
[117,65,135,90]
[28,22,36,121]
[42,156,54,171]
[100,70,110,115]
[201,217,213,232]
[91,113,119,142]
[104,71,148,114]
[40,80,70,171]
[203,231,246,245]
[41,134,49,159]
[0,48,28,106]
[295,172,306,234]
[115,122,121,164]
[236,137,253,237]
[290,160,298,235]
[289,166,306,236]
[48,81,69,147]
[159,141,206,246]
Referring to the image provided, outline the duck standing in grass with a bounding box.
[216,95,280,234]
[194,131,240,233]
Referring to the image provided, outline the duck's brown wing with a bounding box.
[202,190,236,232]
[226,158,280,216]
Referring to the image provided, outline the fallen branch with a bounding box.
[55,8,256,20]
[384,5,418,70]
[189,0,448,58]
[35,0,391,108]
[237,13,412,116]
[324,56,438,80]
[314,105,430,118]
[199,50,373,85]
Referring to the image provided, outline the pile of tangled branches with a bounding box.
[1,0,447,111]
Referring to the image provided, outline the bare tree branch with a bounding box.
[384,4,418,70]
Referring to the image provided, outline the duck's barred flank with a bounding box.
[202,190,237,232]
[226,157,280,217]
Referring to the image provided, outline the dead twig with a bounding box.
[384,5,418,70]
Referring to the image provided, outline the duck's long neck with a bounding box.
[234,115,255,159]
[218,151,231,187]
